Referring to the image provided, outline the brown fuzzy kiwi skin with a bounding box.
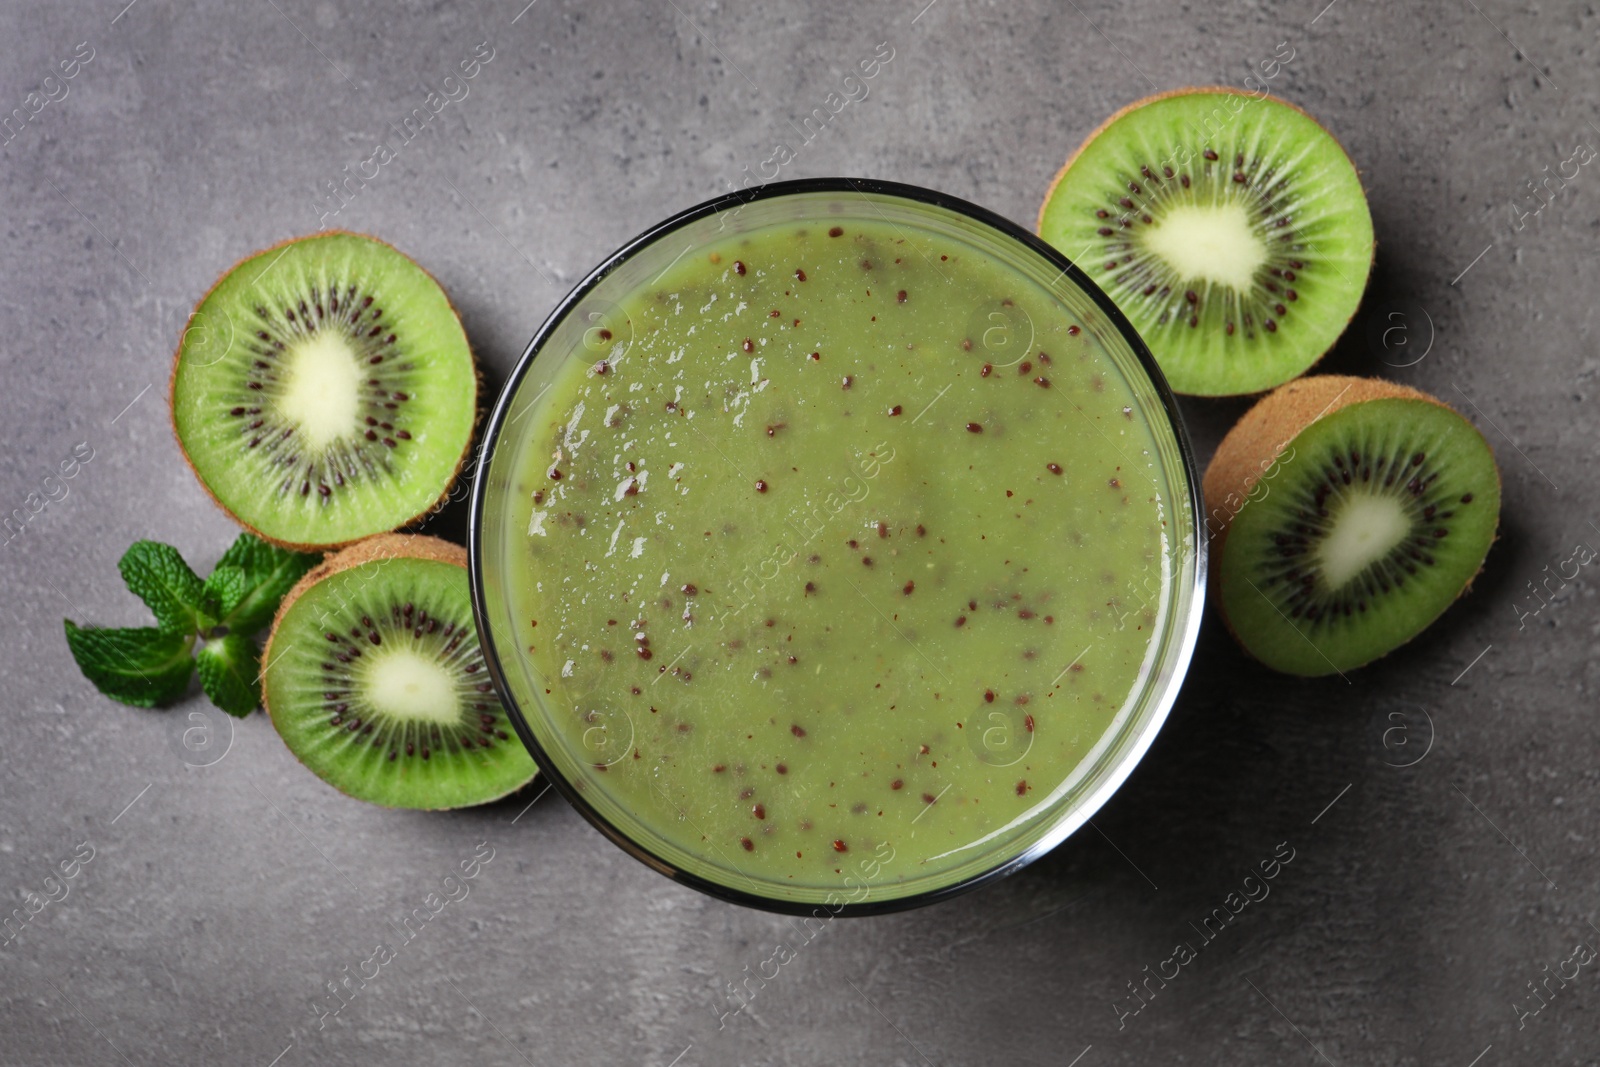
[265,532,465,648]
[1202,375,1502,668]
[1203,376,1434,555]
[1036,88,1378,396]
[168,231,481,553]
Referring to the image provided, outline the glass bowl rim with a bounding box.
[468,176,1207,916]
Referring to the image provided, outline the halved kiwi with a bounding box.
[171,232,477,550]
[262,533,536,808]
[1205,376,1501,676]
[1038,88,1375,396]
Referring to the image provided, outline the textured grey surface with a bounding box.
[2,0,1597,1063]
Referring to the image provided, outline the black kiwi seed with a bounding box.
[310,599,503,761]
[1253,438,1462,623]
[1082,145,1306,346]
[232,286,417,504]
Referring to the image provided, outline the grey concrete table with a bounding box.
[2,0,1594,1063]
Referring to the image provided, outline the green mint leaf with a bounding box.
[118,541,209,634]
[195,633,261,718]
[202,565,248,621]
[214,533,321,635]
[63,621,195,707]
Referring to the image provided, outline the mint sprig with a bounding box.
[62,623,196,707]
[212,534,322,634]
[202,565,248,622]
[195,634,263,718]
[119,541,211,635]
[65,533,320,717]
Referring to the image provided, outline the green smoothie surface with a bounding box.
[499,212,1183,906]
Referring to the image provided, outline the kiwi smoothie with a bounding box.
[501,214,1180,905]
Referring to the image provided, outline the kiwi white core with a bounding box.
[279,333,362,450]
[362,649,460,725]
[1140,202,1266,291]
[1317,492,1411,588]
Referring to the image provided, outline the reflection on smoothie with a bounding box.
[507,217,1174,901]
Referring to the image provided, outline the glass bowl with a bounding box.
[470,178,1204,915]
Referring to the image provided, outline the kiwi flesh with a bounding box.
[1038,88,1375,397]
[262,533,536,808]
[1205,376,1501,676]
[171,232,477,550]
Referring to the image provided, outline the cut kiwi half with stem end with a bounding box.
[1205,376,1501,677]
[1038,88,1375,397]
[171,232,479,550]
[262,533,536,808]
